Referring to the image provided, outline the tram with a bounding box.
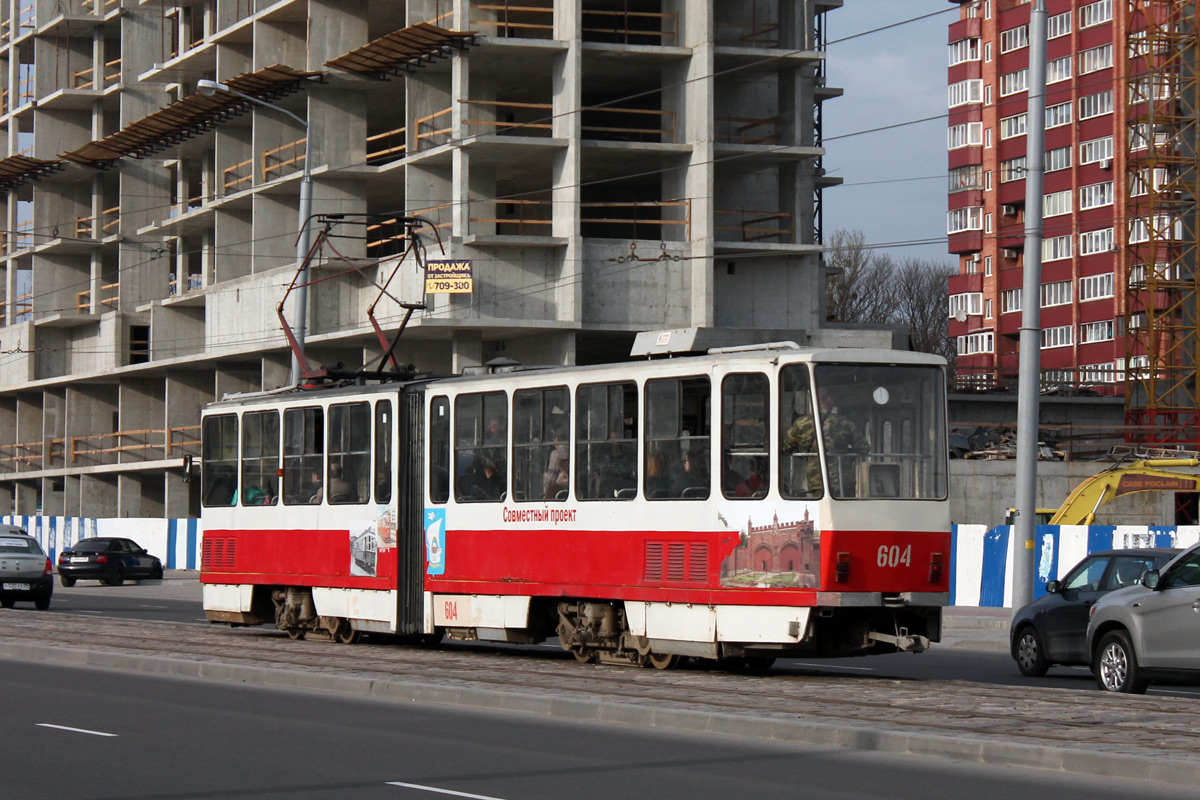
[200,341,950,669]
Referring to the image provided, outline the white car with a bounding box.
[1087,542,1200,693]
[0,526,53,610]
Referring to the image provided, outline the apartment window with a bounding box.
[1047,10,1072,38]
[1130,262,1180,284]
[1000,113,1027,140]
[1000,25,1028,53]
[985,84,993,105]
[1080,273,1114,300]
[948,165,984,192]
[1000,69,1028,96]
[1002,288,1022,313]
[1080,181,1114,210]
[1046,56,1072,84]
[1081,320,1115,343]
[1045,102,1072,129]
[1040,280,1072,308]
[1000,156,1026,183]
[947,122,984,149]
[984,298,993,319]
[985,42,992,62]
[1130,215,1182,244]
[1045,146,1072,173]
[1130,75,1174,103]
[985,0,992,19]
[1079,228,1114,255]
[985,170,993,191]
[949,38,981,65]
[949,293,983,318]
[957,331,994,355]
[1130,123,1167,151]
[985,127,993,148]
[1079,90,1114,120]
[1081,363,1116,384]
[948,79,984,108]
[1079,0,1113,28]
[1042,235,1073,262]
[1079,43,1113,74]
[984,256,993,276]
[1131,168,1170,197]
[1041,325,1073,349]
[1080,136,1114,165]
[947,207,984,234]
[984,213,993,234]
[1043,190,1072,218]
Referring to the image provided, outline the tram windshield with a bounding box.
[780,363,947,501]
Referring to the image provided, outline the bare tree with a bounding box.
[825,229,956,363]
[823,229,897,324]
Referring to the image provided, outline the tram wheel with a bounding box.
[285,627,306,640]
[572,648,595,664]
[335,621,361,645]
[645,652,680,670]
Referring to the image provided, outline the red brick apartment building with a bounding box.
[947,0,1127,394]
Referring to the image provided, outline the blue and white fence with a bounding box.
[3,515,203,571]
[952,524,1200,607]
[5,515,1191,608]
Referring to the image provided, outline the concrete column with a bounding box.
[451,330,483,374]
[553,0,581,331]
[684,3,715,328]
[80,474,117,517]
[13,481,36,515]
[42,476,65,516]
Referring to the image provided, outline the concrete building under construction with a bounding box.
[0,0,854,518]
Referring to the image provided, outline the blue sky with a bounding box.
[821,1,957,264]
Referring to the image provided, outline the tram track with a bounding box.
[3,610,1200,761]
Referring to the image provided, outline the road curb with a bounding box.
[3,640,1198,786]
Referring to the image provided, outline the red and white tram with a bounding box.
[201,343,950,669]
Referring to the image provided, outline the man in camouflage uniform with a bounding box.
[782,394,869,497]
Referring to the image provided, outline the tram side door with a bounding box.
[396,388,426,635]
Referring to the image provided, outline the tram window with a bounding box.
[327,403,370,504]
[813,364,947,500]
[201,414,238,507]
[722,373,769,500]
[430,396,450,504]
[644,376,710,500]
[375,400,393,504]
[512,386,570,502]
[240,411,279,506]
[455,391,507,502]
[779,365,823,499]
[283,406,324,504]
[576,382,638,501]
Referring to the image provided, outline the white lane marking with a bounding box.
[790,662,875,672]
[37,723,117,737]
[75,610,104,615]
[386,781,509,800]
[138,604,169,609]
[1150,688,1200,697]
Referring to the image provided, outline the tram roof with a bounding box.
[205,346,944,411]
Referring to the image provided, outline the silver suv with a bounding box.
[1087,542,1200,693]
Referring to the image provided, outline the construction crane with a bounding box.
[1124,2,1200,444]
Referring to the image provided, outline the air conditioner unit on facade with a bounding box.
[1002,248,1021,260]
[1002,204,1020,216]
[1099,158,1112,170]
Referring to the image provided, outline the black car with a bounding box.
[57,537,163,587]
[1010,547,1178,676]
[0,528,53,610]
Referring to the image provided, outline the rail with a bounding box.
[75,281,119,313]
[714,15,781,48]
[72,58,121,90]
[470,2,554,39]
[580,199,690,240]
[75,206,119,238]
[468,199,553,236]
[222,157,254,192]
[168,273,203,296]
[13,291,32,321]
[716,115,781,145]
[714,209,794,243]
[581,8,677,45]
[460,99,552,137]
[414,108,453,150]
[262,137,306,181]
[582,106,675,143]
[366,126,406,164]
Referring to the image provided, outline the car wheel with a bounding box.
[0,598,13,609]
[1014,625,1050,677]
[34,593,51,611]
[106,566,125,587]
[151,563,164,581]
[59,575,76,588]
[1096,630,1148,694]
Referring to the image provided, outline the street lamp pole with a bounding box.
[197,79,313,386]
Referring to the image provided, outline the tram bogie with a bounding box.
[200,344,952,671]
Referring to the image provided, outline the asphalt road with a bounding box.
[5,658,1197,800]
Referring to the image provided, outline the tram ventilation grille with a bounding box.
[644,541,707,583]
[202,537,236,569]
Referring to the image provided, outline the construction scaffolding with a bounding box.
[1124,1,1200,442]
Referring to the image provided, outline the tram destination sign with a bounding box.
[425,259,473,294]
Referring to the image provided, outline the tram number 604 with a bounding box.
[876,544,912,568]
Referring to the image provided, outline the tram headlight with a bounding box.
[929,552,944,584]
[835,552,851,583]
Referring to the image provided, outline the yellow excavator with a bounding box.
[1045,458,1200,525]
